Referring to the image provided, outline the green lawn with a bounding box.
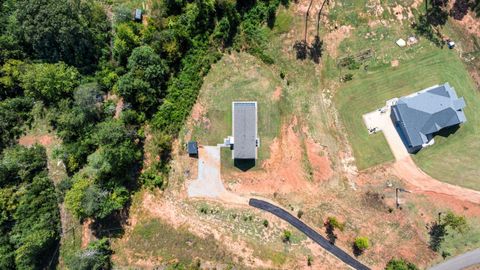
[191,52,284,169]
[335,48,480,190]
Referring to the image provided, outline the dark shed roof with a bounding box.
[187,141,198,155]
[233,102,257,159]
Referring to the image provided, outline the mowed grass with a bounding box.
[335,47,480,189]
[191,52,284,167]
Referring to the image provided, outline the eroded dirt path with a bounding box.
[391,157,480,205]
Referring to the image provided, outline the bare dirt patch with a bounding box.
[18,134,55,147]
[391,59,399,67]
[272,86,282,101]
[227,118,333,196]
[392,5,405,21]
[454,12,480,38]
[114,98,124,119]
[81,219,96,248]
[324,25,353,58]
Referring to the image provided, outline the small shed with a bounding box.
[187,141,198,157]
[134,9,143,22]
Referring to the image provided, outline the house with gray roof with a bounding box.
[232,101,259,160]
[391,83,466,152]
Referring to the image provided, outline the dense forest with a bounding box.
[0,0,289,268]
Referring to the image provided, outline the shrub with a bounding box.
[263,220,269,227]
[327,216,345,231]
[385,258,419,270]
[354,236,370,251]
[282,230,292,243]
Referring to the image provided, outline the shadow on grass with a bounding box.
[234,159,256,171]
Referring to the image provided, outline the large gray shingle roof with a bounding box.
[391,83,466,148]
[233,102,257,159]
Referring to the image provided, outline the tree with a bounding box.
[66,238,112,270]
[0,97,34,152]
[13,0,109,72]
[113,23,141,66]
[117,45,169,115]
[325,216,345,244]
[385,258,419,270]
[442,211,468,233]
[20,62,80,105]
[0,60,26,100]
[0,145,60,269]
[0,144,47,187]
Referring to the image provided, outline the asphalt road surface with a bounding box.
[429,248,480,270]
[249,198,370,270]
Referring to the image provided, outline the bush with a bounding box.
[327,216,345,231]
[282,230,292,243]
[354,236,370,251]
[262,220,269,227]
[385,258,418,270]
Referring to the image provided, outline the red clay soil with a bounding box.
[81,218,95,248]
[18,134,54,147]
[229,118,333,195]
[391,157,480,205]
[272,86,282,101]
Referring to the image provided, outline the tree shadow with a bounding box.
[428,221,447,252]
[325,223,337,244]
[294,40,308,60]
[91,206,130,239]
[450,0,469,20]
[352,243,364,257]
[234,159,256,172]
[309,36,324,64]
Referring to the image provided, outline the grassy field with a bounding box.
[333,10,480,189]
[191,52,284,168]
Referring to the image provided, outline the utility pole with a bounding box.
[396,188,411,208]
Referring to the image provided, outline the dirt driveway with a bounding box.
[187,146,247,205]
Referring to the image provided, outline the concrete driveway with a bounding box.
[363,106,409,161]
[187,146,247,204]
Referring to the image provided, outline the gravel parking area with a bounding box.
[187,146,247,204]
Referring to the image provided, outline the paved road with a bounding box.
[249,199,370,270]
[429,248,480,270]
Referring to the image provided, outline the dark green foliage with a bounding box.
[0,145,47,187]
[0,60,26,100]
[13,0,110,73]
[66,238,112,270]
[0,145,60,270]
[65,119,141,220]
[0,97,33,152]
[385,258,419,270]
[117,45,169,115]
[20,62,80,105]
[113,23,142,67]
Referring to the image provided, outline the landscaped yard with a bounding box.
[335,47,480,190]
